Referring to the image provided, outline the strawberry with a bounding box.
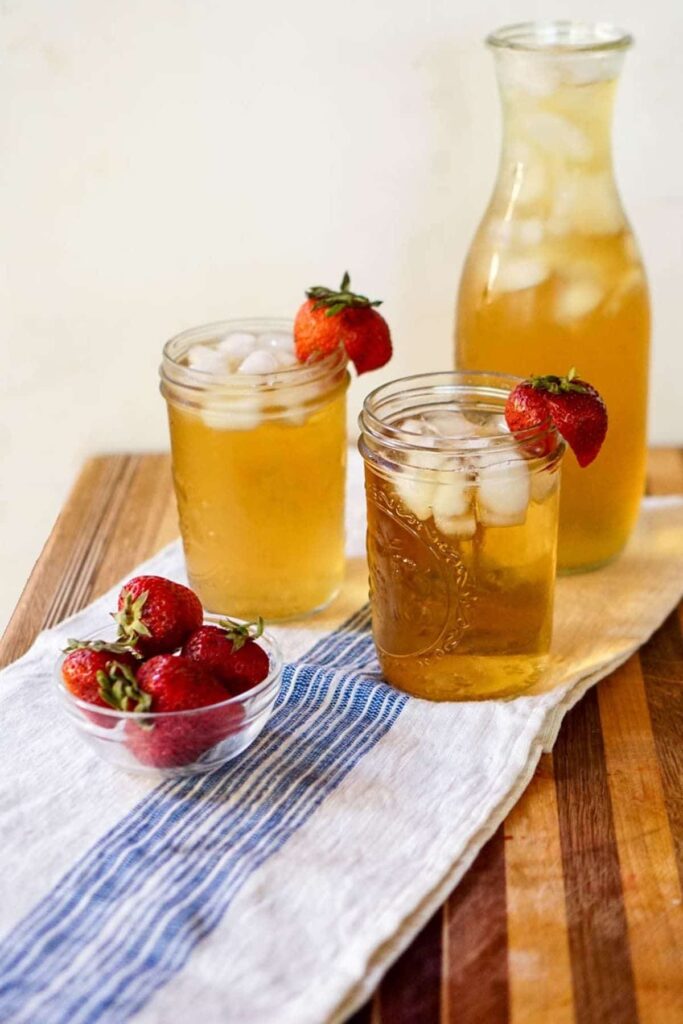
[114,576,203,656]
[61,642,149,726]
[125,655,243,768]
[182,617,270,696]
[294,272,392,375]
[505,368,608,468]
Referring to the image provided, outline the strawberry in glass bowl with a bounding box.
[55,576,282,777]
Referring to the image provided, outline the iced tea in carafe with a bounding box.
[456,22,649,571]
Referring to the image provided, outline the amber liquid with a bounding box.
[168,386,347,619]
[456,77,650,571]
[364,462,559,700]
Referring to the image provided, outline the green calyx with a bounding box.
[63,637,142,659]
[96,661,152,714]
[112,589,151,645]
[529,367,588,396]
[306,271,382,318]
[217,616,264,652]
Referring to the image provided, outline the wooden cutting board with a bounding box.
[2,449,682,1024]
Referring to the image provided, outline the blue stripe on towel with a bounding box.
[0,606,406,1024]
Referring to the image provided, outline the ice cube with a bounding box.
[217,332,258,364]
[393,475,435,521]
[604,267,645,316]
[489,218,544,248]
[271,348,299,369]
[518,219,544,246]
[499,58,560,97]
[427,412,472,437]
[524,113,592,162]
[400,417,432,437]
[495,258,550,293]
[531,466,559,503]
[549,173,624,236]
[432,473,470,519]
[200,397,263,431]
[272,380,323,426]
[505,143,548,208]
[477,455,531,527]
[237,350,281,375]
[433,511,477,539]
[555,279,604,321]
[258,331,295,352]
[187,344,231,374]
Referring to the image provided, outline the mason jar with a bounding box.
[160,318,349,620]
[359,371,564,700]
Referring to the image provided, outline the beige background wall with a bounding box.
[2,0,682,630]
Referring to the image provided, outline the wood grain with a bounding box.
[376,910,442,1023]
[441,827,509,1024]
[640,613,683,890]
[506,754,574,1024]
[554,689,639,1024]
[1,447,681,1024]
[598,656,683,1023]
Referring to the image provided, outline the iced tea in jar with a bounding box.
[456,22,649,572]
[161,319,349,619]
[359,372,564,700]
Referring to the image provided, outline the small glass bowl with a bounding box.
[54,619,283,778]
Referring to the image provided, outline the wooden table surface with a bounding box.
[2,449,682,1024]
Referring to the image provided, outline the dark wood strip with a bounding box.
[640,611,683,890]
[442,826,509,1024]
[345,1002,374,1024]
[375,908,442,1023]
[554,688,639,1024]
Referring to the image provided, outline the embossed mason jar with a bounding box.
[358,372,564,700]
[161,318,349,620]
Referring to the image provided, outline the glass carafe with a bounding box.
[455,22,650,572]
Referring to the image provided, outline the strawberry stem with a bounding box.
[529,368,588,396]
[64,637,142,658]
[217,616,264,652]
[305,272,383,318]
[113,590,152,644]
[97,661,152,713]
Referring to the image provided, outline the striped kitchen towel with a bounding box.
[1,456,683,1024]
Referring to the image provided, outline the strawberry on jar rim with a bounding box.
[505,368,608,468]
[114,575,203,656]
[294,272,392,375]
[182,617,270,696]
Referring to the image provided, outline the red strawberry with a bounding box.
[182,617,270,696]
[505,368,608,467]
[61,642,149,726]
[124,655,243,768]
[294,272,392,375]
[114,576,203,656]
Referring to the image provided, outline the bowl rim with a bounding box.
[54,616,283,721]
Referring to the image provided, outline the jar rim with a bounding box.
[358,370,561,462]
[160,317,348,397]
[487,21,633,55]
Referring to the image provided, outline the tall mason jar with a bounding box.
[160,319,349,619]
[455,22,650,573]
[359,372,564,700]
